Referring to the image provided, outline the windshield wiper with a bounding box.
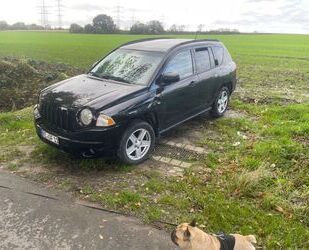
[88,72,103,78]
[101,74,132,84]
[88,72,132,84]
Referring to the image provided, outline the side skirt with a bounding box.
[158,107,211,136]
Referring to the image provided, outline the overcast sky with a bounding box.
[0,0,308,34]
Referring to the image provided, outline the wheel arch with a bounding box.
[126,111,159,137]
[141,112,159,137]
[223,81,233,94]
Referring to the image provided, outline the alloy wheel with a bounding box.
[217,90,228,113]
[125,128,151,161]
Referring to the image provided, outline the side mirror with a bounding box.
[158,72,180,86]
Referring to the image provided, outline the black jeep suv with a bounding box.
[34,38,236,164]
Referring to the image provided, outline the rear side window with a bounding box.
[224,47,233,63]
[164,50,193,80]
[211,46,224,66]
[194,48,211,73]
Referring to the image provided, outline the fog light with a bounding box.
[33,105,41,119]
[80,108,93,126]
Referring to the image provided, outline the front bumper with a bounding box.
[35,121,124,156]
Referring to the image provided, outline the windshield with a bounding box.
[89,49,164,85]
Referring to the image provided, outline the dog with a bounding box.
[171,220,256,250]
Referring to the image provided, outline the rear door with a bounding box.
[193,47,218,108]
[210,45,227,98]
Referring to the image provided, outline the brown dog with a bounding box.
[171,221,256,250]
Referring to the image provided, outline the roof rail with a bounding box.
[201,39,220,42]
[167,38,221,52]
[178,38,220,45]
[120,37,173,47]
[120,38,220,48]
[117,37,221,53]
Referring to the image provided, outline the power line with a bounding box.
[114,5,123,29]
[38,0,50,29]
[129,8,136,26]
[159,14,166,29]
[55,0,64,29]
[111,0,125,29]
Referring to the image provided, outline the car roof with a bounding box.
[121,38,221,52]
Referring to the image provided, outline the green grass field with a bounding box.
[1,31,309,68]
[0,31,308,248]
[1,31,308,103]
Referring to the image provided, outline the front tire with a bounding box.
[117,120,155,164]
[211,86,230,118]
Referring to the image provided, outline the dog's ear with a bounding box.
[189,219,197,227]
[184,227,191,241]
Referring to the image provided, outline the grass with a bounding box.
[1,32,308,104]
[0,32,309,68]
[0,31,308,248]
[1,104,307,248]
[0,57,81,111]
[0,107,35,146]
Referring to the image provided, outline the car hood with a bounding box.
[40,74,146,109]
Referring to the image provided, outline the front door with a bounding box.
[157,49,200,130]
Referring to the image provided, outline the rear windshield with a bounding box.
[90,49,164,85]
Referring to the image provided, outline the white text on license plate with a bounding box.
[41,129,59,145]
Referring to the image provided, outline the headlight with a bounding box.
[96,114,115,127]
[79,108,93,126]
[33,105,41,119]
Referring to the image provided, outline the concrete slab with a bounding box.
[0,171,175,250]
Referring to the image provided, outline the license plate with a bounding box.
[41,129,59,145]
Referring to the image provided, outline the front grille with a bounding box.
[40,102,75,131]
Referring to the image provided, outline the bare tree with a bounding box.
[197,24,205,32]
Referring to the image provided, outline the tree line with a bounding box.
[69,14,165,34]
[0,21,46,31]
[0,14,240,35]
[70,14,239,34]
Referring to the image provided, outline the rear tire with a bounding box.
[117,120,155,165]
[211,86,230,118]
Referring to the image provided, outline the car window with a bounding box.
[90,49,164,85]
[223,47,233,63]
[195,48,211,73]
[164,50,193,80]
[211,46,224,66]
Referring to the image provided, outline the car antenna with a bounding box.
[194,30,199,40]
